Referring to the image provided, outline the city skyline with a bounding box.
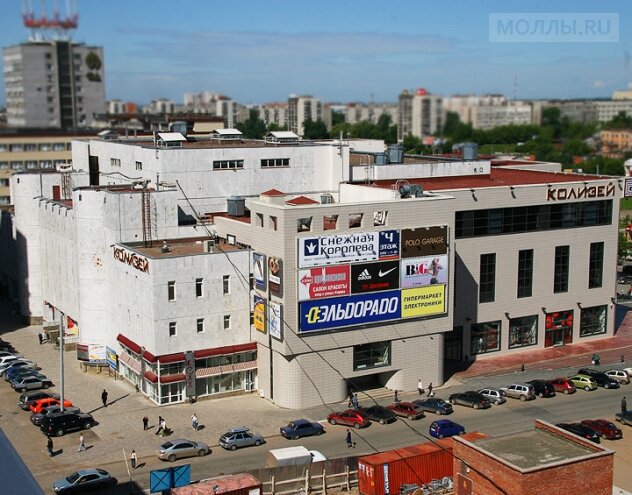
[0,0,631,106]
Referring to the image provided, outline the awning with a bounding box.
[119,351,142,374]
[116,334,141,354]
[159,373,184,384]
[158,353,185,364]
[143,349,157,363]
[194,342,257,359]
[144,370,158,383]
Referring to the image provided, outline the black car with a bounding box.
[41,411,95,437]
[448,391,491,410]
[31,405,81,427]
[18,390,59,410]
[413,397,453,415]
[577,368,620,389]
[555,422,600,443]
[358,405,397,425]
[526,380,556,398]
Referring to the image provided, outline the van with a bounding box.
[266,446,313,467]
[500,383,536,401]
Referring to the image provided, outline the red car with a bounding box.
[548,377,576,394]
[327,409,370,429]
[580,419,623,440]
[387,401,425,420]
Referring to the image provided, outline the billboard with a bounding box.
[76,344,107,363]
[400,254,448,289]
[106,347,118,370]
[351,260,400,294]
[268,256,283,297]
[253,253,266,291]
[401,226,447,258]
[401,285,446,318]
[379,230,400,259]
[298,232,379,268]
[253,294,266,333]
[268,301,283,341]
[298,265,350,301]
[299,290,401,332]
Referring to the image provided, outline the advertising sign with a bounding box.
[298,232,379,268]
[66,316,79,337]
[299,290,401,332]
[106,347,118,370]
[253,294,266,333]
[401,285,446,318]
[253,253,266,291]
[379,230,400,259]
[268,301,283,341]
[400,254,449,288]
[298,265,350,301]
[401,226,448,258]
[184,351,195,398]
[351,260,400,294]
[268,256,283,297]
[76,344,107,363]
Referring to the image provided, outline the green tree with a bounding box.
[442,111,461,137]
[303,119,329,139]
[236,109,267,139]
[267,122,287,132]
[603,111,632,129]
[331,110,346,126]
[402,134,422,153]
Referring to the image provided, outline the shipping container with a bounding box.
[357,433,486,495]
[170,473,262,495]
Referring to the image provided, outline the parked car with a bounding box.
[18,390,59,410]
[280,419,325,439]
[0,359,36,376]
[448,391,491,409]
[52,468,115,493]
[309,450,327,463]
[615,411,632,426]
[526,380,556,398]
[219,427,265,450]
[548,377,577,394]
[327,409,371,428]
[605,369,630,385]
[157,438,210,462]
[568,374,598,391]
[577,368,620,389]
[429,419,465,439]
[358,405,397,425]
[477,388,506,405]
[31,397,73,414]
[413,397,453,415]
[5,367,46,382]
[555,423,600,443]
[387,401,425,420]
[500,383,536,401]
[0,351,20,360]
[11,375,53,392]
[580,419,623,440]
[41,411,94,437]
[31,405,81,427]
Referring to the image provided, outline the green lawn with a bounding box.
[622,198,632,212]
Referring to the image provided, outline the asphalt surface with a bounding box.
[1,309,632,494]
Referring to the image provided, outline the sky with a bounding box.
[0,0,631,105]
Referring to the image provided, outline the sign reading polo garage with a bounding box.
[351,260,399,294]
[401,226,447,258]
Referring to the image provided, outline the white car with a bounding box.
[0,359,37,375]
[477,388,506,405]
[606,369,631,384]
[309,450,327,463]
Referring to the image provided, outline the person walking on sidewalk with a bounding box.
[417,379,424,396]
[159,417,167,436]
[394,389,399,403]
[101,389,108,407]
[191,413,199,431]
[142,416,149,431]
[622,396,628,413]
[351,394,359,410]
[155,416,164,436]
[130,450,138,469]
[47,436,53,457]
[345,429,356,448]
[428,383,434,397]
[77,433,86,452]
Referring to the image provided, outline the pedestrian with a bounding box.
[352,393,359,410]
[417,378,424,396]
[155,416,164,436]
[345,429,356,448]
[428,383,434,397]
[78,433,85,452]
[394,389,399,403]
[592,353,601,366]
[159,417,167,436]
[347,392,353,408]
[47,436,53,457]
[142,416,149,431]
[191,413,198,431]
[130,450,138,469]
[38,333,43,345]
[622,396,628,413]
[101,389,108,407]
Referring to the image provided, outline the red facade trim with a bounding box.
[193,342,257,359]
[116,334,142,354]
[144,370,158,383]
[159,373,185,384]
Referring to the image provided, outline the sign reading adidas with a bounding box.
[357,269,371,281]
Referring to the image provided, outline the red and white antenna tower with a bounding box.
[21,0,78,40]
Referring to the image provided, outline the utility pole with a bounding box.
[59,316,65,412]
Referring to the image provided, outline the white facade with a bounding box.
[143,99,177,114]
[288,95,331,136]
[470,103,532,130]
[252,103,288,129]
[183,92,241,128]
[595,100,632,122]
[398,89,443,140]
[342,103,399,126]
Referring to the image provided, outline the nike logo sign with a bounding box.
[378,267,397,277]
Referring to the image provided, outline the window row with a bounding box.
[0,142,70,152]
[168,276,231,301]
[168,315,231,337]
[213,160,244,170]
[456,200,612,238]
[0,160,62,170]
[261,158,290,168]
[479,242,603,303]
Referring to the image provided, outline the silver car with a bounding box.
[605,369,630,384]
[157,439,210,462]
[11,375,53,392]
[477,388,506,405]
[219,427,265,450]
[52,468,114,493]
[500,383,536,401]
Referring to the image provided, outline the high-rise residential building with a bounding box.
[142,98,177,114]
[612,84,632,100]
[252,102,289,129]
[341,102,399,126]
[287,95,331,136]
[3,41,105,128]
[183,92,242,128]
[397,88,443,141]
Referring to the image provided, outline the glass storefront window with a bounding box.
[353,342,391,370]
[580,305,607,337]
[160,382,183,404]
[545,310,573,347]
[470,321,501,354]
[508,315,538,348]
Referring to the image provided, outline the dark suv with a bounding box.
[577,368,620,389]
[18,390,59,410]
[40,411,94,437]
[527,380,556,398]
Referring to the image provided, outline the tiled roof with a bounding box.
[261,189,285,196]
[286,195,319,206]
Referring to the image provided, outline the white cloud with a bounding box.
[592,80,607,88]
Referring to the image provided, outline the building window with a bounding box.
[544,310,573,347]
[374,211,387,226]
[135,161,142,170]
[168,321,177,337]
[256,213,264,227]
[223,315,231,329]
[212,160,244,170]
[168,281,176,301]
[349,213,363,228]
[470,321,501,354]
[324,215,338,230]
[270,216,277,230]
[517,249,533,298]
[195,278,203,298]
[588,242,604,289]
[580,305,607,337]
[10,162,23,170]
[479,253,496,303]
[554,245,570,293]
[0,162,8,170]
[261,158,290,167]
[508,315,538,348]
[353,341,391,370]
[111,158,121,167]
[53,142,65,151]
[222,275,230,295]
[297,217,312,232]
[196,318,204,334]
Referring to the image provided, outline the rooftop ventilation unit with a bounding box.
[320,193,334,204]
[462,142,478,160]
[386,144,404,164]
[227,196,245,216]
[206,239,215,253]
[169,121,188,137]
